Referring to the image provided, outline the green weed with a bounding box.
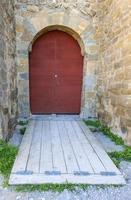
[15,183,89,192]
[108,147,131,167]
[85,120,124,145]
[85,120,131,167]
[20,127,26,135]
[18,120,28,126]
[0,140,18,185]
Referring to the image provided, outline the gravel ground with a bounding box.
[0,178,131,200]
[0,128,131,200]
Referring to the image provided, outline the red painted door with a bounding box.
[29,30,83,114]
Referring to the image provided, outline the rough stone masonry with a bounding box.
[0,0,131,145]
[0,0,17,140]
[97,0,131,145]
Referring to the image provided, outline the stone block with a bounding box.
[19,72,28,80]
[27,5,39,12]
[125,127,131,146]
[84,74,96,91]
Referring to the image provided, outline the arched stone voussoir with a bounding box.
[30,10,88,34]
[28,10,89,54]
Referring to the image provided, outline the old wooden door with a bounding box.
[29,30,83,114]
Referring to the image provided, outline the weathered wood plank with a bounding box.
[40,121,53,173]
[64,121,94,174]
[78,121,121,175]
[66,174,126,185]
[26,120,43,173]
[50,121,67,173]
[57,121,79,173]
[11,120,35,173]
[9,174,125,185]
[72,121,106,174]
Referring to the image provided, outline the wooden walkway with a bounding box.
[9,116,125,185]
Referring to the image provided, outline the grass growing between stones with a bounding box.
[85,120,124,145]
[108,148,131,167]
[18,120,28,126]
[15,183,90,192]
[0,140,18,185]
[15,184,121,193]
[85,120,131,167]
[18,120,28,135]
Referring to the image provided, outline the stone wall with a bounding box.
[97,0,131,145]
[14,0,99,118]
[0,1,17,140]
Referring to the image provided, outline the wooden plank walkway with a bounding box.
[9,116,125,185]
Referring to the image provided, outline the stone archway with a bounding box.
[16,9,98,118]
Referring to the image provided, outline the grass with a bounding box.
[15,184,120,192]
[85,120,101,128]
[18,120,28,126]
[18,120,28,135]
[108,153,121,167]
[85,119,131,167]
[108,147,131,167]
[15,183,90,192]
[0,140,18,185]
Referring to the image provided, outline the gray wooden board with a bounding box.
[50,121,67,173]
[78,121,121,175]
[64,121,94,174]
[26,120,43,173]
[11,120,35,173]
[71,121,106,174]
[9,174,125,185]
[57,121,80,173]
[40,121,53,173]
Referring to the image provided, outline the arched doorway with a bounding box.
[29,30,83,114]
